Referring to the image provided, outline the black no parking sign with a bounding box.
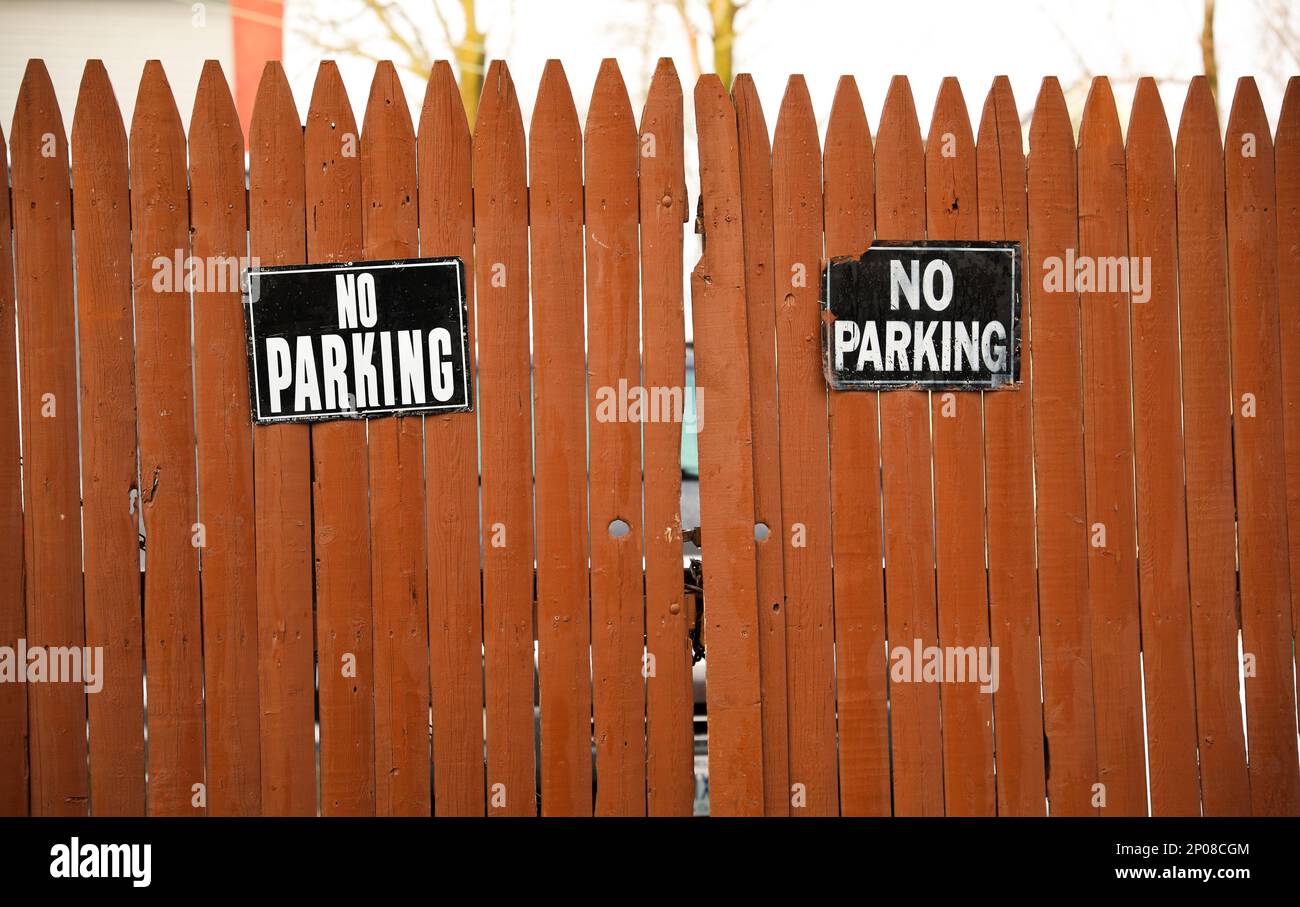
[242,257,473,424]
[822,241,1021,391]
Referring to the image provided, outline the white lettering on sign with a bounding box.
[889,258,954,312]
[335,272,379,328]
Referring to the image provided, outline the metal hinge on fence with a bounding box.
[685,556,704,665]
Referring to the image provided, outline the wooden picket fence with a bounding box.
[692,70,1300,817]
[0,56,1298,818]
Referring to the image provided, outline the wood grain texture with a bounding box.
[1125,77,1201,816]
[1173,75,1251,817]
[1026,77,1098,815]
[772,75,838,816]
[692,74,765,815]
[585,59,647,816]
[362,61,430,816]
[823,74,890,816]
[530,59,593,817]
[474,61,536,816]
[130,61,206,815]
[1076,77,1146,815]
[926,77,994,816]
[1224,77,1300,816]
[1276,76,1300,698]
[639,59,692,817]
[875,75,943,816]
[732,73,790,816]
[190,60,261,816]
[0,103,27,819]
[975,75,1046,816]
[12,60,88,817]
[247,61,317,816]
[419,60,486,816]
[304,61,376,816]
[71,60,145,816]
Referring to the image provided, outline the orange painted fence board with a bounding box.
[875,76,943,816]
[1282,77,1300,660]
[12,60,89,817]
[362,62,431,817]
[3,59,1300,818]
[771,76,839,816]
[530,60,592,817]
[692,75,765,816]
[1026,78,1099,816]
[640,59,693,817]
[1125,78,1200,816]
[304,61,375,817]
[474,62,536,816]
[71,61,145,817]
[0,114,24,817]
[1174,76,1251,817]
[732,74,791,817]
[822,75,890,816]
[190,61,262,817]
[131,61,206,815]
[926,77,994,816]
[976,76,1046,817]
[418,61,486,817]
[586,60,647,817]
[1076,78,1146,816]
[1224,78,1300,816]
[247,62,317,816]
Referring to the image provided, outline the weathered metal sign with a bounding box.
[822,240,1021,390]
[243,257,473,424]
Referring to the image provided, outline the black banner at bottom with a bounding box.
[0,816,1290,894]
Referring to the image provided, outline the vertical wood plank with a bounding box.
[1071,79,1144,810]
[691,74,765,816]
[304,60,376,816]
[190,59,261,816]
[586,59,647,816]
[639,59,692,817]
[1276,77,1300,683]
[418,60,486,816]
[12,59,88,817]
[71,60,145,816]
[976,75,1046,816]
[362,61,430,816]
[772,75,838,816]
[130,60,206,815]
[823,75,890,816]
[1174,75,1251,817]
[926,77,994,816]
[1076,77,1147,815]
[530,59,592,817]
[1224,77,1300,816]
[875,75,943,816]
[248,62,316,816]
[1125,77,1201,816]
[732,74,790,816]
[0,116,28,818]
[474,60,536,816]
[1027,78,1098,815]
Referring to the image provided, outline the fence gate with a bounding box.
[1,56,1299,818]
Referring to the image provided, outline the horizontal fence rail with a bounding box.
[0,57,1298,817]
